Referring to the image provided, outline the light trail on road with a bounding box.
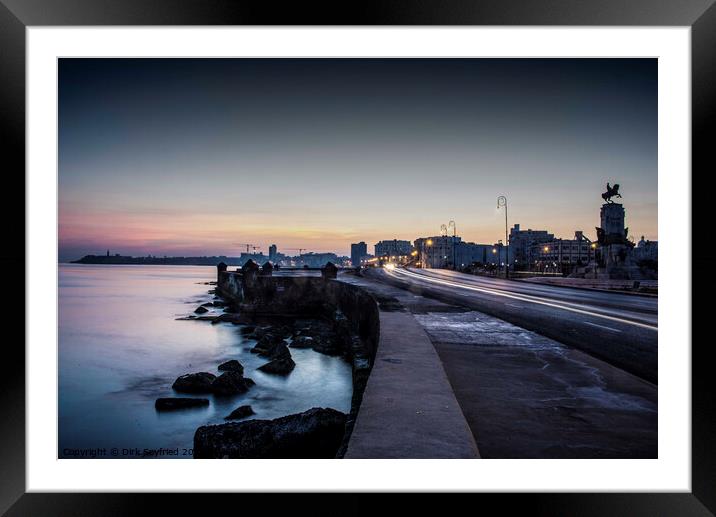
[385,267,658,331]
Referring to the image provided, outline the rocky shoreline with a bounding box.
[158,281,366,458]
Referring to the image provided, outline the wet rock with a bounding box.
[240,325,257,335]
[194,407,347,458]
[172,372,216,393]
[193,315,217,321]
[253,326,275,339]
[194,306,209,314]
[225,405,255,420]
[311,337,341,356]
[218,359,244,374]
[254,341,291,362]
[289,336,314,349]
[155,398,209,411]
[251,334,286,355]
[200,302,215,307]
[275,325,295,339]
[211,371,255,396]
[258,356,296,375]
[210,313,243,325]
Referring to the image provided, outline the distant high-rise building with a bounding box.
[351,241,368,267]
[269,244,277,261]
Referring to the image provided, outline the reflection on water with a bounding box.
[59,264,353,459]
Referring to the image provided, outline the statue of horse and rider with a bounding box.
[601,182,622,203]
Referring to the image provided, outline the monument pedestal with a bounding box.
[595,203,642,280]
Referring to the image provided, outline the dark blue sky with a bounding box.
[59,58,657,260]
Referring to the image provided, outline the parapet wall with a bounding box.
[216,268,379,456]
[217,271,379,359]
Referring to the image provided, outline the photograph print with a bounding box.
[58,58,657,459]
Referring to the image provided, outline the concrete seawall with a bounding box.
[216,266,478,458]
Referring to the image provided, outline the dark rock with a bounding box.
[200,302,214,307]
[252,326,272,338]
[172,372,216,393]
[208,313,242,325]
[258,356,296,375]
[225,405,255,420]
[240,325,257,335]
[194,306,209,314]
[289,336,314,349]
[275,325,295,339]
[217,359,244,374]
[194,407,347,458]
[254,341,291,362]
[155,397,209,411]
[211,371,255,396]
[310,336,341,356]
[193,315,217,321]
[251,334,287,356]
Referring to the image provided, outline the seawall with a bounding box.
[216,264,478,458]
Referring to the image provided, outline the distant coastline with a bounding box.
[70,255,245,266]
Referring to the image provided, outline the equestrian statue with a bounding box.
[601,182,622,203]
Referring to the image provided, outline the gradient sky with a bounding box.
[58,58,657,261]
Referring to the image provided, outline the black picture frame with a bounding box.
[1,1,712,514]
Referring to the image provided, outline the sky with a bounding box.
[58,58,657,261]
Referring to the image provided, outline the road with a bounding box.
[369,267,658,383]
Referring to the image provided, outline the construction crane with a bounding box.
[235,243,261,254]
[283,247,308,256]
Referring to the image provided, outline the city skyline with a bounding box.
[59,58,657,262]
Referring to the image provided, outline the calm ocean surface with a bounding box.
[58,264,353,459]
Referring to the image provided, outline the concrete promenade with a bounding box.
[341,272,657,459]
[342,277,480,458]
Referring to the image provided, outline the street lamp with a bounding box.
[497,196,508,279]
[448,220,456,270]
